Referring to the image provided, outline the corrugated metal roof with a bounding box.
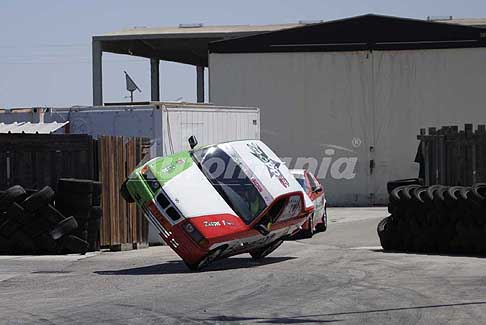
[0,122,69,134]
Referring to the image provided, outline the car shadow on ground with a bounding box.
[94,256,296,275]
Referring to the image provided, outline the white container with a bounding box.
[0,102,260,156]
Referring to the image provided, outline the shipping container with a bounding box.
[0,102,260,156]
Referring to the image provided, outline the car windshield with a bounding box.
[191,145,267,224]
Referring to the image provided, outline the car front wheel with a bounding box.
[249,240,284,260]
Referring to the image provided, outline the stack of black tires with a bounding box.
[0,178,102,255]
[378,180,486,254]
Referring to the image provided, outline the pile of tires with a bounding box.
[0,179,102,255]
[56,179,102,252]
[378,181,486,255]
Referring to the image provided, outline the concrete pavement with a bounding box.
[2,208,486,324]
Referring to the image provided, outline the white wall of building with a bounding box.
[209,48,486,205]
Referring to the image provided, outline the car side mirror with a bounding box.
[313,186,323,193]
[254,224,270,236]
[188,135,198,149]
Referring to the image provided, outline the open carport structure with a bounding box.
[91,23,299,105]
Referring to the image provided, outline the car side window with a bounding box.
[259,198,286,226]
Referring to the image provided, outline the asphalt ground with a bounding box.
[2,207,486,324]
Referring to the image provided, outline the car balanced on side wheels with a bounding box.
[121,138,314,271]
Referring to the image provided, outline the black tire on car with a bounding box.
[186,247,225,271]
[302,214,314,238]
[315,206,328,232]
[120,179,135,203]
[250,239,284,260]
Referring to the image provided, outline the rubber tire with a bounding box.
[0,220,22,239]
[302,215,314,238]
[250,240,284,260]
[92,181,102,206]
[387,178,423,195]
[57,178,93,194]
[39,204,66,224]
[403,185,422,201]
[6,202,33,225]
[315,207,328,232]
[0,186,27,212]
[89,206,102,220]
[377,216,395,251]
[56,193,93,210]
[185,247,225,271]
[120,180,135,203]
[49,216,78,240]
[21,186,55,212]
[390,185,408,203]
[61,235,89,254]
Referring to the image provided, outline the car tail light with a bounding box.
[182,221,206,246]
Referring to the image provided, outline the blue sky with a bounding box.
[1,0,485,108]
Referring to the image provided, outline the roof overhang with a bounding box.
[209,14,486,54]
[93,24,299,66]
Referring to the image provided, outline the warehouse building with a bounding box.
[208,14,486,205]
[91,14,486,205]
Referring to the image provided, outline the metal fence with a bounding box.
[417,124,486,186]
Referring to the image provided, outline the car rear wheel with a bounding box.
[302,215,314,238]
[315,206,328,232]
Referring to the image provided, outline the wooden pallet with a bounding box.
[417,124,486,186]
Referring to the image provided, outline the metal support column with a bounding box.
[150,59,160,101]
[196,66,204,103]
[92,39,103,106]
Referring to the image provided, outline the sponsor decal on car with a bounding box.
[203,221,222,227]
[203,220,237,227]
[247,142,289,188]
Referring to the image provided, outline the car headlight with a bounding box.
[141,166,161,192]
[183,222,195,233]
[182,221,206,245]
